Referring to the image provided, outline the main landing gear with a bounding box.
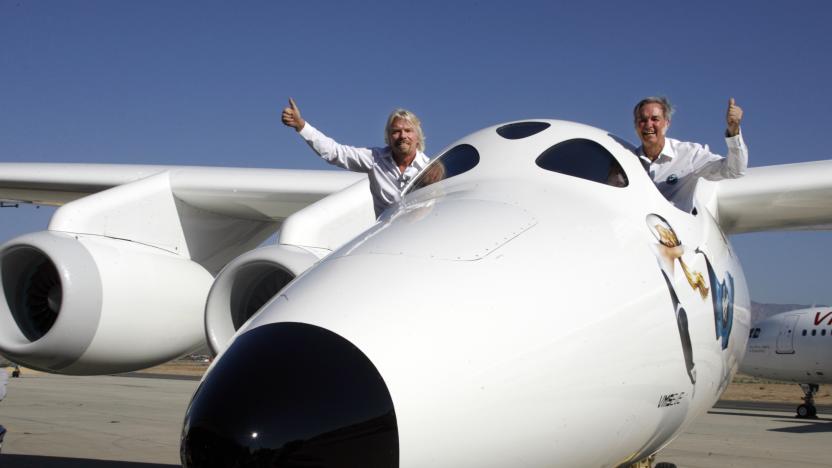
[796,383,819,419]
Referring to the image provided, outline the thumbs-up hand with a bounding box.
[726,97,743,137]
[282,97,306,131]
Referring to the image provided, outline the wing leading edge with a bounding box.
[0,162,365,220]
[0,163,371,273]
[713,160,832,234]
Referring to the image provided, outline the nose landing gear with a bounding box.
[796,383,819,419]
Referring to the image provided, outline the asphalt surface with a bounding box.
[0,373,829,467]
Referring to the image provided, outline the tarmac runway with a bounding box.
[0,373,830,467]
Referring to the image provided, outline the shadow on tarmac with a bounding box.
[0,454,177,467]
[714,400,832,414]
[709,409,832,423]
[769,418,832,434]
[708,409,798,418]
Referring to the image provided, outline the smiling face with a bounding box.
[388,117,419,161]
[634,102,670,158]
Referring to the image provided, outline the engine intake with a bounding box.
[205,244,318,354]
[0,231,213,375]
[2,246,62,341]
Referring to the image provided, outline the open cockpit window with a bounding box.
[535,138,628,187]
[406,144,480,193]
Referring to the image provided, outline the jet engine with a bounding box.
[0,231,213,375]
[203,244,319,354]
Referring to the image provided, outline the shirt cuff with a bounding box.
[298,122,318,141]
[725,130,745,151]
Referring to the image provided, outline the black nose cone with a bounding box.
[181,322,398,467]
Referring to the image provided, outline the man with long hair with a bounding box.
[282,99,430,217]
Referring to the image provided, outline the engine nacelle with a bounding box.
[204,244,318,354]
[0,231,213,375]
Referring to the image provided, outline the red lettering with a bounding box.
[813,311,832,326]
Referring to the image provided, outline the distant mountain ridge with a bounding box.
[751,301,830,325]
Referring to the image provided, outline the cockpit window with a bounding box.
[535,138,628,187]
[496,122,551,140]
[407,144,480,193]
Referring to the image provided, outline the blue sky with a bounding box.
[1,1,831,304]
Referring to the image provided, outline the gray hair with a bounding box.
[633,96,674,123]
[384,109,425,152]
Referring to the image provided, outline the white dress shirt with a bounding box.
[638,133,748,212]
[299,123,430,217]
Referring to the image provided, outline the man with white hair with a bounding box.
[633,96,748,212]
[282,98,430,217]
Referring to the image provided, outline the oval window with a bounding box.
[536,138,628,187]
[496,121,551,140]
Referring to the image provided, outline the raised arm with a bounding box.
[281,98,375,173]
[696,98,748,181]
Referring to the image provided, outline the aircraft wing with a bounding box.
[714,160,832,234]
[0,162,364,220]
[0,162,375,375]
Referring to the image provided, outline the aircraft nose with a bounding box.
[180,322,398,468]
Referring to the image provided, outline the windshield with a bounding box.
[407,144,480,193]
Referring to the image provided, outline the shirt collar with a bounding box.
[638,138,675,164]
[383,148,429,166]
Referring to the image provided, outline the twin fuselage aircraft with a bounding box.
[1,119,831,467]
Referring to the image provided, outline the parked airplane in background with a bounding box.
[1,119,831,466]
[742,306,832,418]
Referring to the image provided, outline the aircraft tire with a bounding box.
[796,404,814,418]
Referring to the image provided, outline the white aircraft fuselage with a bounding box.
[179,121,751,467]
[742,306,832,383]
[13,116,832,465]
